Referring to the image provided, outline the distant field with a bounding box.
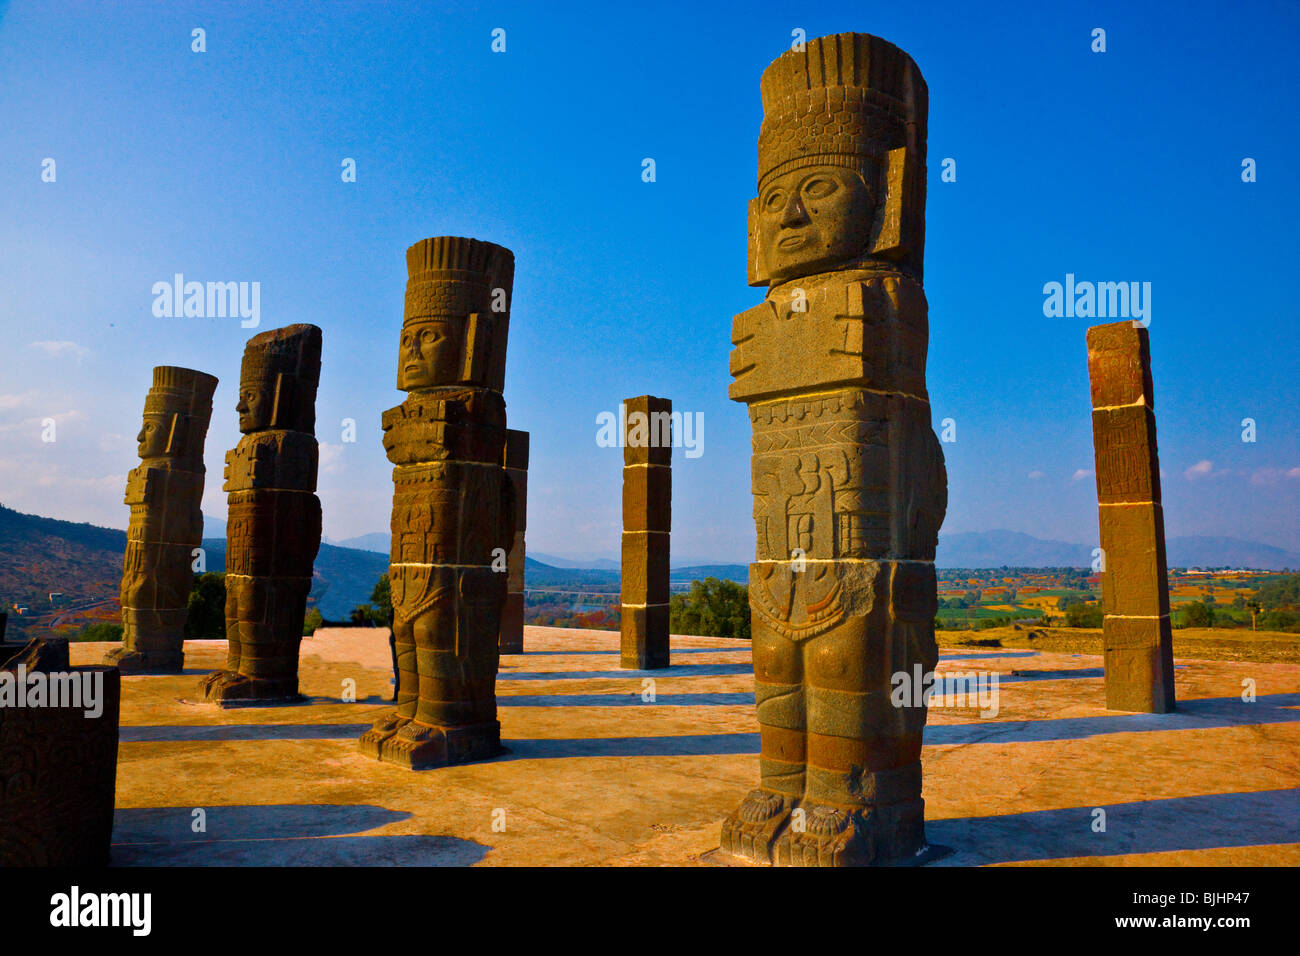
[937,625,1300,664]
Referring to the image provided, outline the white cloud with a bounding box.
[1027,470,1045,480]
[1071,468,1092,481]
[318,442,346,475]
[1184,459,1214,480]
[1288,467,1300,479]
[0,391,39,411]
[28,340,90,362]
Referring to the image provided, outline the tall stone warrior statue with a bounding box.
[107,366,218,673]
[359,236,517,769]
[200,324,323,703]
[721,33,947,866]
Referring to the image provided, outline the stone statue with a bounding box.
[359,236,516,769]
[499,429,529,654]
[106,366,217,673]
[720,33,947,866]
[1087,321,1176,712]
[200,324,322,703]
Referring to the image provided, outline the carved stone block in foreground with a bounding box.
[359,236,517,769]
[499,429,529,654]
[1,639,120,866]
[620,396,671,669]
[720,33,946,866]
[1087,321,1176,713]
[200,325,322,704]
[106,366,217,674]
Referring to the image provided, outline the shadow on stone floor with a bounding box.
[929,787,1300,864]
[121,722,373,742]
[926,692,1300,745]
[110,804,489,866]
[498,663,755,680]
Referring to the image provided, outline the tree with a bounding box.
[1180,600,1213,628]
[184,572,227,639]
[75,621,124,642]
[303,607,324,636]
[370,573,392,625]
[669,577,750,640]
[349,573,394,627]
[1064,601,1103,628]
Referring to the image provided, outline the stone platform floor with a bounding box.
[73,627,1300,866]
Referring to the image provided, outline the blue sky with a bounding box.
[1,0,1297,563]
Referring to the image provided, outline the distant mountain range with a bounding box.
[4,506,1296,633]
[320,526,1300,573]
[936,529,1300,571]
[3,505,387,623]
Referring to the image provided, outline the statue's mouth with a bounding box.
[778,234,809,250]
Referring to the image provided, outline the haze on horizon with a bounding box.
[1,0,1297,565]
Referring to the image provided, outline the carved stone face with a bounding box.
[137,413,172,459]
[757,166,873,283]
[398,319,465,390]
[236,377,275,433]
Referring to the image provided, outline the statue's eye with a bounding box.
[763,190,785,212]
[803,177,837,200]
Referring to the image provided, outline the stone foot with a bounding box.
[201,673,300,704]
[104,647,183,674]
[776,803,875,867]
[774,800,926,866]
[378,719,502,770]
[358,710,411,760]
[198,669,240,698]
[719,789,793,864]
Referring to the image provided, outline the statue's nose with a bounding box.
[780,193,810,227]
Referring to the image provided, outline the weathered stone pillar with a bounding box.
[720,33,946,866]
[107,365,217,673]
[359,236,516,769]
[200,324,323,703]
[1087,321,1176,713]
[499,429,529,654]
[1,639,120,865]
[620,395,671,670]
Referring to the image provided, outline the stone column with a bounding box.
[1,639,120,866]
[358,236,516,769]
[200,324,323,703]
[499,429,529,654]
[719,33,946,867]
[1087,321,1176,713]
[620,395,671,669]
[107,366,217,673]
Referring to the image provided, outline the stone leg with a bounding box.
[201,576,307,702]
[359,609,417,758]
[106,608,187,673]
[198,574,246,697]
[787,564,936,866]
[381,568,503,769]
[720,623,802,863]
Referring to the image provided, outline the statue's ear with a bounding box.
[747,197,770,287]
[164,413,186,455]
[869,146,923,261]
[462,313,491,385]
[271,373,295,428]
